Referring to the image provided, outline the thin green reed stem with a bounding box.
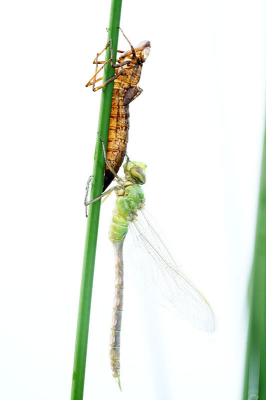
[243,118,266,400]
[71,1,122,399]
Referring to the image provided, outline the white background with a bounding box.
[0,0,265,399]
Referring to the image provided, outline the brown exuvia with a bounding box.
[86,31,151,191]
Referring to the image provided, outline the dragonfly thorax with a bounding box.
[109,161,147,243]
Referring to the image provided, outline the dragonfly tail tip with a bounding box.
[117,376,122,391]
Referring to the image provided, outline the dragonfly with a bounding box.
[86,136,216,390]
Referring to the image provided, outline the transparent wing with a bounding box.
[123,208,216,332]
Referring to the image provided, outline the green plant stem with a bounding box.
[70,1,122,399]
[243,119,266,399]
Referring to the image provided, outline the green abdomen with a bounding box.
[109,184,145,243]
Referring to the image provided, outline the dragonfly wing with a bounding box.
[123,209,216,332]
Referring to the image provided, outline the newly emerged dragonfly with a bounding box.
[86,28,151,192]
[85,138,216,389]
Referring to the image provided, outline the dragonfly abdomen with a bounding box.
[110,241,124,390]
[109,180,146,388]
[104,87,130,192]
[103,65,144,192]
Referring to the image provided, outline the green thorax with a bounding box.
[109,154,147,243]
[109,183,145,243]
[109,160,146,243]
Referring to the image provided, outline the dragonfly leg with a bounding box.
[84,175,94,216]
[118,27,136,58]
[123,153,130,170]
[98,36,131,68]
[91,69,125,92]
[85,39,112,89]
[124,152,130,162]
[101,188,113,205]
[106,26,132,57]
[85,39,130,90]
[85,187,116,216]
[97,133,124,184]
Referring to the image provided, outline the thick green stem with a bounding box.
[70,1,122,399]
[243,119,266,399]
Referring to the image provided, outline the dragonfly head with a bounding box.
[119,41,151,63]
[124,161,147,185]
[135,41,151,63]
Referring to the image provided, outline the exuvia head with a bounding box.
[135,41,151,62]
[120,41,151,64]
[124,161,147,185]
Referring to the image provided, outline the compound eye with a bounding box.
[142,47,150,61]
[130,166,146,184]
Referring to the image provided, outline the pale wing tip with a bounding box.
[205,321,216,333]
[197,292,216,333]
[190,302,216,333]
[204,309,216,333]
